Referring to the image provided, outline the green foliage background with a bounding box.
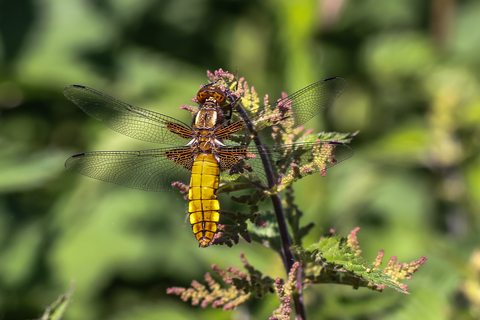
[1,0,479,319]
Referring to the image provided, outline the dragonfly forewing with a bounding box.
[246,77,348,130]
[64,85,192,146]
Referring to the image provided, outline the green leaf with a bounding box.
[292,228,426,294]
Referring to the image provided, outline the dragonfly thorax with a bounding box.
[189,129,224,151]
[194,108,219,129]
[198,141,215,151]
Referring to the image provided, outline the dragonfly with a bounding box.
[64,76,353,247]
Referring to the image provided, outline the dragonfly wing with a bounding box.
[220,141,353,188]
[64,85,192,146]
[65,148,192,192]
[282,77,348,128]
[246,77,348,130]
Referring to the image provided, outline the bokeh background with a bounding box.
[1,0,480,319]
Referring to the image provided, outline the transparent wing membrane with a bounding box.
[65,148,192,191]
[245,77,348,130]
[64,85,192,146]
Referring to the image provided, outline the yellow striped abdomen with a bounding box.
[188,153,220,247]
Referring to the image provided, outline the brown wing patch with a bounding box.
[165,148,195,170]
[215,120,244,139]
[167,122,193,139]
[218,147,249,171]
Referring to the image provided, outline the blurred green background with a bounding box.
[1,0,480,319]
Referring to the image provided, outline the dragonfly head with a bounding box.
[196,85,226,106]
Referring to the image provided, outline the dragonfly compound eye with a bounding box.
[213,93,226,105]
[197,91,208,103]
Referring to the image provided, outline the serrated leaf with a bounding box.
[292,229,426,294]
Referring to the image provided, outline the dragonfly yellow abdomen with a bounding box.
[188,153,220,247]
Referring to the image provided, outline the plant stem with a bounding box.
[236,104,307,320]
